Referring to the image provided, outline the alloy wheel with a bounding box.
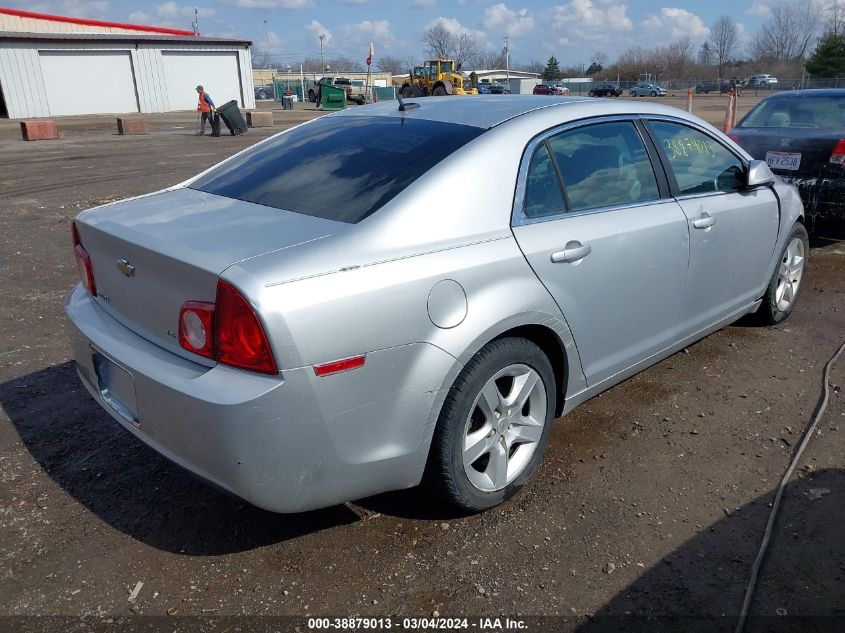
[462,364,547,492]
[775,237,805,312]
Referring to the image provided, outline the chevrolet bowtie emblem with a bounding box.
[116,258,135,277]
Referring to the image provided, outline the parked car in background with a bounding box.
[747,74,778,88]
[551,84,570,96]
[532,84,554,95]
[254,84,274,100]
[629,83,666,97]
[67,96,807,514]
[488,83,512,94]
[589,83,622,97]
[476,84,492,94]
[730,89,845,227]
[695,80,731,94]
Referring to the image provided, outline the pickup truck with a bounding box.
[307,77,366,105]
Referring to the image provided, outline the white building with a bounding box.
[465,69,541,95]
[0,7,255,119]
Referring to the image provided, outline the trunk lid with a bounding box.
[75,187,345,356]
[733,127,845,179]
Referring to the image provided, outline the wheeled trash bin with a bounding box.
[217,100,247,136]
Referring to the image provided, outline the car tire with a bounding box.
[630,91,637,97]
[425,337,556,512]
[756,223,809,325]
[402,86,418,99]
[650,91,657,97]
[433,85,448,96]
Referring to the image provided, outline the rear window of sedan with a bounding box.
[740,96,845,130]
[190,115,485,223]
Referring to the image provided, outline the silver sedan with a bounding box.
[66,96,808,513]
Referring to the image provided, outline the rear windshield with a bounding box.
[740,95,845,130]
[190,115,484,223]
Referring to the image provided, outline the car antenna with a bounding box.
[397,92,419,112]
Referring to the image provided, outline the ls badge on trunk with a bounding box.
[116,258,135,277]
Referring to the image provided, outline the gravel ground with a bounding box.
[0,100,843,633]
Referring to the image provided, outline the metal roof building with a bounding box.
[0,7,255,119]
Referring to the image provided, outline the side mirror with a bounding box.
[746,159,775,188]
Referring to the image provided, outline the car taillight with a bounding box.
[179,301,214,359]
[71,222,96,296]
[829,139,845,164]
[179,281,277,374]
[215,280,277,374]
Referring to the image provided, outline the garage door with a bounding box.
[39,51,138,116]
[162,52,242,111]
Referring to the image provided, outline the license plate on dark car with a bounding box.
[765,151,801,171]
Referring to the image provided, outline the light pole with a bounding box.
[319,34,326,74]
[263,19,270,69]
[503,35,510,83]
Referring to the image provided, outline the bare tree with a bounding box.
[518,59,545,75]
[422,23,478,68]
[750,1,824,61]
[332,56,364,73]
[377,55,415,75]
[423,23,452,60]
[710,16,740,80]
[453,33,478,69]
[475,49,508,69]
[591,51,609,68]
[663,37,694,81]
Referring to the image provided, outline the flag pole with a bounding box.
[366,42,374,103]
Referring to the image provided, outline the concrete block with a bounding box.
[20,120,59,141]
[246,111,274,128]
[116,117,149,135]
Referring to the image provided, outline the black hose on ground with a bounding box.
[735,338,845,633]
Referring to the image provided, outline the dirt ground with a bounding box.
[0,98,843,632]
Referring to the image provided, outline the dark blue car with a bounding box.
[730,89,845,227]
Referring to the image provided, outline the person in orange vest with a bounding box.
[195,85,216,135]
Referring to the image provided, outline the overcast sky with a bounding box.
[13,0,791,66]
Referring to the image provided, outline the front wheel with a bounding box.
[425,337,555,512]
[433,85,448,96]
[650,91,657,97]
[756,223,809,324]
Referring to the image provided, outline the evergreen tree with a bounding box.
[542,56,561,82]
[806,33,845,77]
[585,62,604,75]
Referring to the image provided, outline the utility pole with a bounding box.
[263,19,270,69]
[319,34,326,75]
[192,7,199,35]
[503,35,510,83]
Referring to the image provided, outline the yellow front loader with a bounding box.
[400,59,478,98]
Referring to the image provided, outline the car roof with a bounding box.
[331,94,692,131]
[763,88,845,99]
[334,95,585,129]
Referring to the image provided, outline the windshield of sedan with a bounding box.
[740,96,845,130]
[190,115,485,223]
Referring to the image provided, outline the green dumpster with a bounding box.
[320,84,346,111]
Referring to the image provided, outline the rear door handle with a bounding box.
[551,241,592,264]
[692,213,716,229]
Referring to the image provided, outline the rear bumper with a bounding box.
[65,284,459,513]
[778,175,845,221]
